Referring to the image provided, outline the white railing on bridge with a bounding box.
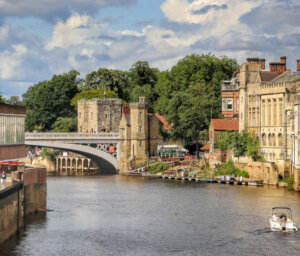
[25,132,120,140]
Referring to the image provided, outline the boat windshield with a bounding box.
[272,208,292,220]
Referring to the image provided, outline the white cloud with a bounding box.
[0,0,136,22]
[0,44,28,79]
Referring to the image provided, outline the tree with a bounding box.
[23,70,80,131]
[0,92,4,104]
[52,117,77,132]
[154,54,239,155]
[5,96,23,106]
[81,69,130,101]
[129,61,159,88]
[41,147,60,162]
[154,54,239,116]
[71,88,118,108]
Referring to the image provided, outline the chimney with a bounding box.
[259,58,265,70]
[297,59,300,72]
[280,56,287,72]
[122,104,130,115]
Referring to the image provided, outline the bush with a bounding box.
[149,162,168,174]
[216,160,249,178]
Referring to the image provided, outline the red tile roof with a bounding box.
[212,119,239,131]
[155,113,172,131]
[259,71,279,82]
[200,144,210,151]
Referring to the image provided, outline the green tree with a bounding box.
[5,96,23,106]
[52,117,78,132]
[154,54,239,115]
[41,147,60,162]
[23,70,80,131]
[154,54,238,156]
[0,92,4,104]
[81,69,130,101]
[71,88,118,108]
[129,61,159,88]
[231,131,248,157]
[129,61,159,110]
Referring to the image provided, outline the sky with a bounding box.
[0,0,300,97]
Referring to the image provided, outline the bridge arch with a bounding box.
[26,141,119,175]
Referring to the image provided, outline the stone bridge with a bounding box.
[25,133,121,174]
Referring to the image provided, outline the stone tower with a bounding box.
[78,98,122,133]
[129,97,148,166]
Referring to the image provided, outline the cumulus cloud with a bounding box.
[1,0,300,97]
[0,0,136,22]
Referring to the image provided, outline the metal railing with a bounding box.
[25,132,120,139]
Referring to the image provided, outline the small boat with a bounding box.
[269,207,298,232]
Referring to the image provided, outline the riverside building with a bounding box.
[237,56,300,190]
[0,104,26,161]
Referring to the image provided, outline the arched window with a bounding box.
[262,133,266,146]
[272,133,276,146]
[278,133,283,147]
[268,134,272,146]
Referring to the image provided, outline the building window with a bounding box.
[140,141,142,147]
[139,126,142,132]
[278,134,283,146]
[262,133,266,146]
[226,99,233,111]
[236,98,239,111]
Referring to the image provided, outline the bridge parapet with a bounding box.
[25,132,120,140]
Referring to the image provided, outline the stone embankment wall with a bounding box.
[232,157,278,185]
[0,167,46,244]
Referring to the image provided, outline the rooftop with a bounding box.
[259,71,280,82]
[155,113,172,131]
[211,119,239,131]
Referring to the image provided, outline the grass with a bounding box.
[215,160,249,178]
[148,162,169,174]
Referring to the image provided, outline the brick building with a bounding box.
[0,104,26,161]
[209,119,239,153]
[221,71,240,119]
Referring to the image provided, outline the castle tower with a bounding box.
[129,97,149,167]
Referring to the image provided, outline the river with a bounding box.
[1,175,300,256]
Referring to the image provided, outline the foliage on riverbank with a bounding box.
[216,160,249,178]
[280,175,294,190]
[41,147,60,162]
[149,162,169,174]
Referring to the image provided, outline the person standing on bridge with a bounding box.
[1,170,7,189]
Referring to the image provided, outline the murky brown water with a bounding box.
[1,176,300,256]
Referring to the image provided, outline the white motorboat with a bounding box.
[269,207,298,232]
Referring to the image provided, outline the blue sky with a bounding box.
[1,0,300,97]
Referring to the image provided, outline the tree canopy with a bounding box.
[71,88,119,108]
[154,54,239,155]
[23,70,80,131]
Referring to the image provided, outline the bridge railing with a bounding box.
[25,132,120,139]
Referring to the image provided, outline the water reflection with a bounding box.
[2,176,300,256]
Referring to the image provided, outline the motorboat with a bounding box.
[269,207,298,232]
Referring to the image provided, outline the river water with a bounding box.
[2,176,300,256]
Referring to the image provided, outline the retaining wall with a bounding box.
[0,167,46,244]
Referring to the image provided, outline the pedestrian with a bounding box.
[1,170,7,189]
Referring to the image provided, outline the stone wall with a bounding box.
[0,167,46,244]
[0,182,24,244]
[233,157,278,185]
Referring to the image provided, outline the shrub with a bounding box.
[216,160,249,178]
[149,162,168,174]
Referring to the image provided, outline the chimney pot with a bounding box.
[297,59,300,72]
[259,58,265,70]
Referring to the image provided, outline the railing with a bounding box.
[25,132,120,139]
[0,181,23,201]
